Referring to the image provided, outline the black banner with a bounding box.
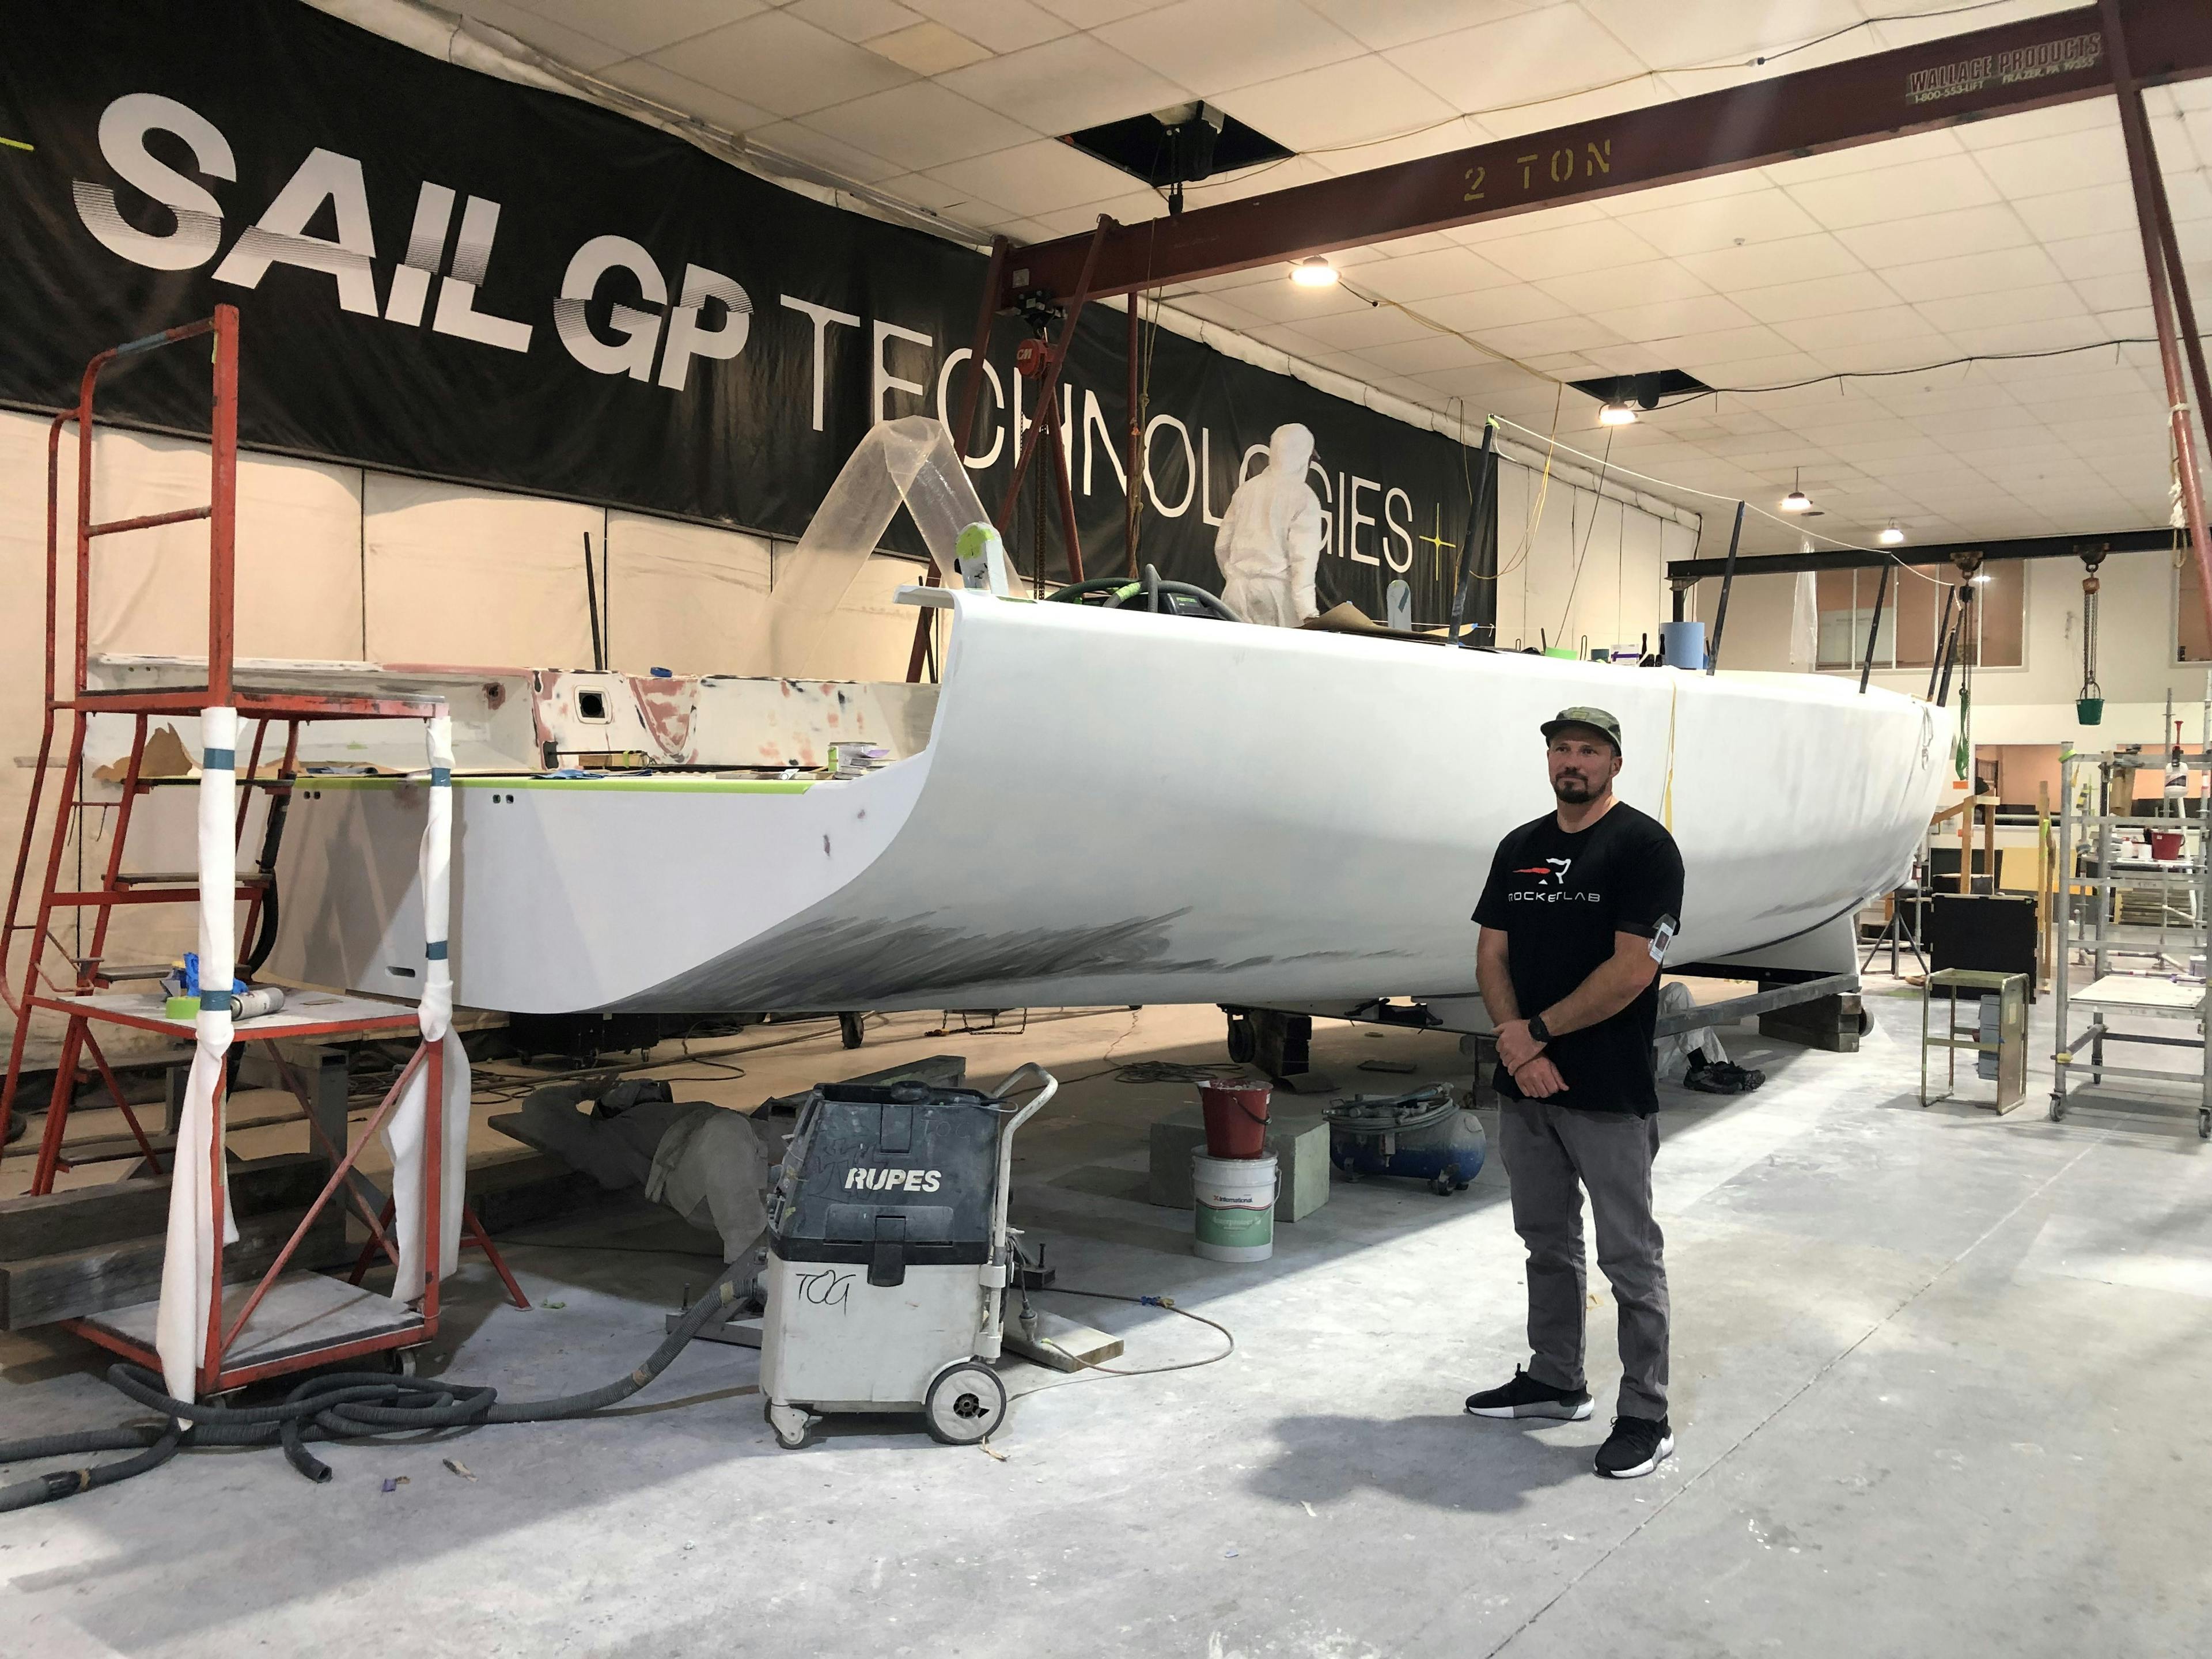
[0,0,1495,626]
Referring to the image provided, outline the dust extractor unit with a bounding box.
[759,1065,1055,1449]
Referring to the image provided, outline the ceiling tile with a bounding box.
[1350,247,1518,304]
[597,58,780,132]
[1589,294,1760,344]
[938,35,1190,133]
[906,0,1072,52]
[1476,316,1631,360]
[1307,124,1498,180]
[1834,204,2036,268]
[1220,274,1366,325]
[868,21,995,75]
[2041,232,2155,283]
[1097,0,1363,97]
[1878,246,2066,304]
[800,82,1039,170]
[647,10,916,118]
[1733,272,1906,324]
[1664,327,1802,368]
[1474,220,1666,282]
[1784,155,2003,232]
[1214,55,1459,153]
[1912,283,2088,334]
[507,0,765,58]
[1611,187,1823,256]
[1032,0,1174,25]
[747,119,907,184]
[459,0,630,70]
[1534,259,1711,315]
[1970,124,2131,199]
[1292,305,1438,351]
[1160,291,1271,331]
[1382,5,1646,116]
[1581,0,1868,65]
[2012,184,2143,243]
[1416,284,1575,333]
[1351,335,1496,377]
[1304,0,1543,52]
[1760,309,1937,354]
[923,138,1138,217]
[1028,188,1163,235]
[786,0,925,44]
[1673,233,1864,291]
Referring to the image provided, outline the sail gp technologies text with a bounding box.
[71,92,757,391]
[844,1167,944,1193]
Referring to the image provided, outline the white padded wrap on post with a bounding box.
[383,713,469,1301]
[154,707,244,1404]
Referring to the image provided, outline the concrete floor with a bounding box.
[5,987,2211,1657]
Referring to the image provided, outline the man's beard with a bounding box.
[1552,774,1598,803]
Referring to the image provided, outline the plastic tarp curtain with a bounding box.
[384,713,469,1299]
[764,417,988,680]
[154,707,244,1404]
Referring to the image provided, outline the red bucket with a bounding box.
[2151,829,2186,861]
[1198,1080,1272,1158]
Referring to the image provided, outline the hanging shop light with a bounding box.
[1289,256,1339,288]
[1597,401,1637,426]
[1878,524,1905,546]
[1780,468,1814,513]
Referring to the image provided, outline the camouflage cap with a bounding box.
[1540,705,1623,752]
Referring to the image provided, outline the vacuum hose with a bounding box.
[0,1264,749,1512]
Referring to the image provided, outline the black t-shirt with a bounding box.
[1472,801,1685,1114]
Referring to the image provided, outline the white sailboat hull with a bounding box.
[268,590,1952,1014]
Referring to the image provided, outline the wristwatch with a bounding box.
[1525,1013,1552,1044]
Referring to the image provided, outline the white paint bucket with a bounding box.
[1192,1150,1278,1263]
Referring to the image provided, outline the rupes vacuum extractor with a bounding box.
[759,1065,1056,1449]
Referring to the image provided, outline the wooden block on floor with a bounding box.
[1147,1108,1331,1221]
[1004,1309,1124,1373]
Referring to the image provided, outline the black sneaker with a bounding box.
[1593,1414,1674,1478]
[1464,1365,1592,1421]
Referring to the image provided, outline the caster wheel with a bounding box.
[1430,1168,1457,1197]
[2199,1107,2209,1141]
[1226,1013,1256,1066]
[839,1012,866,1050]
[923,1361,1006,1446]
[765,1400,814,1450]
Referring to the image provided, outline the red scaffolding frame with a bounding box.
[0,304,521,1396]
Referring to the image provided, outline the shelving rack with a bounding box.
[2050,747,2212,1138]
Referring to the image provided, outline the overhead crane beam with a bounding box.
[1002,0,2212,307]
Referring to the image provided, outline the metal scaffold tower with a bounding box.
[0,305,521,1399]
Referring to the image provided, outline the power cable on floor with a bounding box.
[1007,1287,1237,1400]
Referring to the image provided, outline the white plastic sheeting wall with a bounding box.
[1491,454,1695,658]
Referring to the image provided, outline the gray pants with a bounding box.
[1499,1097,1668,1419]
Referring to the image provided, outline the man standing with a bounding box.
[1464,706,1685,1479]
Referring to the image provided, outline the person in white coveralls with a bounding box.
[1213,422,1324,627]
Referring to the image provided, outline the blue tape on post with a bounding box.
[200,989,236,1014]
[424,940,448,960]
[116,330,173,356]
[203,747,235,770]
[430,767,451,786]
